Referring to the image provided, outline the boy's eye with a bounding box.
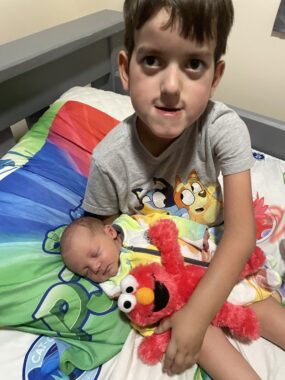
[187,59,203,71]
[143,56,159,67]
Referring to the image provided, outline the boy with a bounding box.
[81,0,285,378]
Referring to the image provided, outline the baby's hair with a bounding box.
[60,217,104,255]
[123,0,234,62]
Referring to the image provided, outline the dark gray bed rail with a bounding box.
[231,106,285,161]
[0,9,124,153]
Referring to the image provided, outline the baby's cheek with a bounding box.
[115,261,120,273]
[89,273,104,283]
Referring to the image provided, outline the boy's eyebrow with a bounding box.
[136,45,213,59]
[136,46,162,56]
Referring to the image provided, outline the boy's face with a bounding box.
[64,225,121,283]
[119,8,225,155]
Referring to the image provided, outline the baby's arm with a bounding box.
[157,170,256,375]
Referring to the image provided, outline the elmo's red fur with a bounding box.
[118,219,264,364]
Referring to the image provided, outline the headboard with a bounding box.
[0,9,284,160]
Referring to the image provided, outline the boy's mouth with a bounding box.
[155,106,182,113]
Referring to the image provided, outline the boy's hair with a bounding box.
[60,217,104,255]
[123,0,234,62]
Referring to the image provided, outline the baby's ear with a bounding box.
[104,224,118,239]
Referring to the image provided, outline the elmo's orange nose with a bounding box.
[136,287,154,305]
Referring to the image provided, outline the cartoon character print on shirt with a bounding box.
[174,170,222,225]
[132,170,222,226]
[132,177,188,218]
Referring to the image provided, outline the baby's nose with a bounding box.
[91,261,101,273]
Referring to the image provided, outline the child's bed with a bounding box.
[1,9,285,380]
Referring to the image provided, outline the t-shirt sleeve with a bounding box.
[209,108,255,176]
[82,155,119,216]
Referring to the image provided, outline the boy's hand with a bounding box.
[155,306,206,375]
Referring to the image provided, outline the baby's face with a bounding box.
[65,225,121,283]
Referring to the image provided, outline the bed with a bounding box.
[1,9,285,380]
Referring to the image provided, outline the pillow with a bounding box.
[251,151,285,277]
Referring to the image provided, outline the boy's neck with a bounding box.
[136,120,177,157]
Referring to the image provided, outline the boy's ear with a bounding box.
[210,60,225,97]
[118,50,130,92]
[104,224,118,239]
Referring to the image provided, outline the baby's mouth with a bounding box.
[103,265,110,275]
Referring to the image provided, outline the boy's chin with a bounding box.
[149,122,187,140]
[154,129,184,141]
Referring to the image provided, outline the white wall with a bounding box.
[1,0,284,121]
[214,0,285,121]
[0,0,124,44]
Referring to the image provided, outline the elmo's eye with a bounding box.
[120,275,138,294]
[118,294,136,313]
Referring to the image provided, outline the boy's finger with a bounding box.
[163,353,174,373]
[168,352,187,375]
[155,318,171,334]
[162,340,177,373]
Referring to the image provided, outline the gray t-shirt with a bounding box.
[83,100,254,226]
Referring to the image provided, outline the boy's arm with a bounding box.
[157,170,256,375]
[188,169,256,325]
[82,154,121,224]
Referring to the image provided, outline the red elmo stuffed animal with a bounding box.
[118,219,266,365]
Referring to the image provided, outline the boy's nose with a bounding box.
[160,65,180,96]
